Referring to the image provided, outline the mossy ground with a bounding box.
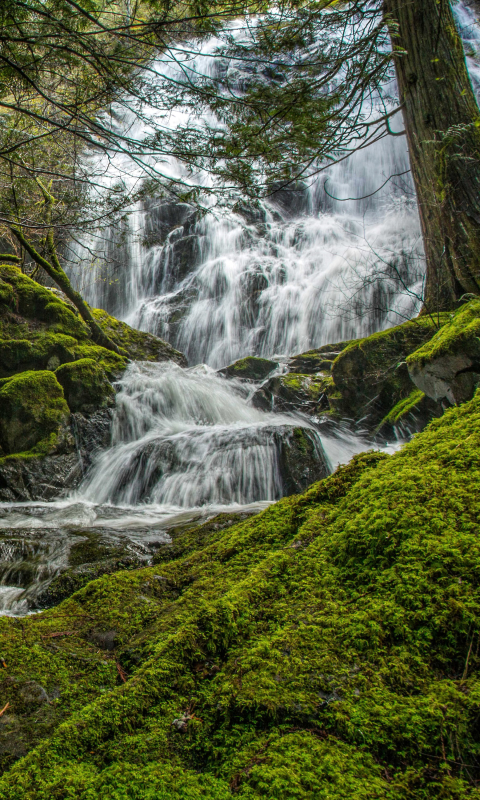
[1,394,480,797]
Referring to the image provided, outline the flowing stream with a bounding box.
[0,2,479,614]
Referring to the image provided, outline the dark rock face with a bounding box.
[279,427,329,494]
[0,410,113,502]
[219,356,278,381]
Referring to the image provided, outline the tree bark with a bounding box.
[384,0,480,311]
[10,227,124,356]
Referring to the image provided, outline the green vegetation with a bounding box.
[406,300,480,370]
[0,392,480,796]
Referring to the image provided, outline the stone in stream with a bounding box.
[218,356,279,381]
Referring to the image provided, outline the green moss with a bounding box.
[69,344,127,379]
[2,397,480,796]
[328,314,449,426]
[55,358,115,413]
[0,371,69,457]
[406,299,480,369]
[91,308,186,365]
[380,388,426,426]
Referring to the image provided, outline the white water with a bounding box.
[69,31,423,368]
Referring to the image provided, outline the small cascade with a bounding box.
[79,361,328,506]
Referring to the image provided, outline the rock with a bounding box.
[35,530,152,608]
[0,371,70,456]
[0,450,81,502]
[328,316,448,429]
[253,373,332,413]
[279,426,329,494]
[55,359,114,413]
[219,356,278,381]
[86,629,118,651]
[407,299,480,405]
[287,340,355,374]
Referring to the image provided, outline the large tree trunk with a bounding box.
[384,0,480,311]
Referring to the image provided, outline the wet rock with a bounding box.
[0,409,113,501]
[219,356,278,381]
[279,427,329,494]
[35,532,152,608]
[0,451,81,502]
[287,340,354,374]
[253,373,331,414]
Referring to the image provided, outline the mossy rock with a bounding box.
[0,371,69,457]
[55,358,115,413]
[287,339,356,374]
[329,315,449,428]
[253,372,332,413]
[219,355,278,381]
[91,308,186,366]
[1,398,480,795]
[406,300,480,405]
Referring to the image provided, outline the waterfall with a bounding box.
[69,33,424,368]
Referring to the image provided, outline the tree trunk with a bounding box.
[384,0,480,311]
[10,227,124,356]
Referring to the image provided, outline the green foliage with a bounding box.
[1,396,480,796]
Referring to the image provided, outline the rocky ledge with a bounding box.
[0,264,185,501]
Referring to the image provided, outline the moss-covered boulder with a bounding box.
[55,358,114,413]
[219,355,278,381]
[253,372,332,413]
[407,300,480,405]
[328,316,449,427]
[1,396,480,795]
[0,371,70,457]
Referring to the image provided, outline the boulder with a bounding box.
[219,356,278,381]
[0,371,70,456]
[253,373,332,414]
[407,299,480,405]
[55,358,114,414]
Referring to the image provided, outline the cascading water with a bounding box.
[0,2,478,614]
[69,43,423,368]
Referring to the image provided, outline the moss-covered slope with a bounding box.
[1,393,480,797]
